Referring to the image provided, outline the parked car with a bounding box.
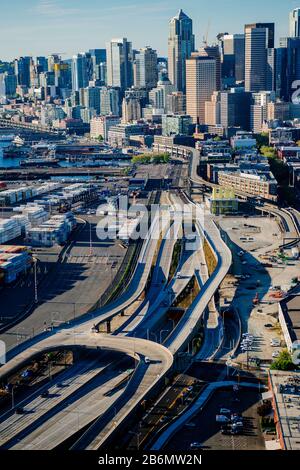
[190,442,203,449]
[216,415,230,423]
[220,408,231,415]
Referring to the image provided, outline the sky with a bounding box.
[0,0,299,61]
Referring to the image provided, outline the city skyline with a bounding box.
[0,0,298,61]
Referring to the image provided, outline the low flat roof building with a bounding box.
[268,370,300,451]
[279,292,300,353]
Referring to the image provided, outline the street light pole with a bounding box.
[33,258,38,303]
[11,386,15,410]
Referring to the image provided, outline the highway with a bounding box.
[0,150,234,450]
[0,359,116,448]
[9,369,131,450]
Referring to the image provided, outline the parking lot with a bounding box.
[165,388,265,451]
[218,216,300,363]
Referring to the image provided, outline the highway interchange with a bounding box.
[0,147,299,450]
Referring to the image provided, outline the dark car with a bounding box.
[41,390,49,398]
[15,407,24,415]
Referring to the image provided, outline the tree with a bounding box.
[132,152,170,165]
[270,350,295,371]
[256,132,269,149]
[260,146,277,158]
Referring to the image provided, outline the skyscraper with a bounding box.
[14,57,31,87]
[186,55,217,124]
[71,54,89,91]
[245,23,275,92]
[89,49,107,81]
[198,45,222,91]
[168,9,195,92]
[219,88,252,130]
[277,37,300,101]
[106,38,133,92]
[290,8,300,38]
[220,34,245,84]
[134,47,158,89]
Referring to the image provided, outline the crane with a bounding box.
[203,20,211,46]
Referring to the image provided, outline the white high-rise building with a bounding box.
[106,38,133,91]
[148,77,175,112]
[290,8,300,38]
[245,23,275,92]
[134,47,158,89]
[168,9,195,92]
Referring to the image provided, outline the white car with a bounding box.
[272,351,280,358]
[144,357,151,364]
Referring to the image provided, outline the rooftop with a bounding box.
[280,293,300,343]
[269,370,300,451]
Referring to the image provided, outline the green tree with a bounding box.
[256,132,269,149]
[270,350,295,371]
[260,146,277,158]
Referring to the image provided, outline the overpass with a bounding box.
[0,118,65,136]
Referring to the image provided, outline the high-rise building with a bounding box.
[205,92,221,126]
[290,8,300,38]
[106,38,133,92]
[168,9,195,92]
[71,54,89,91]
[219,88,252,130]
[186,55,217,124]
[166,91,186,114]
[133,47,158,89]
[122,97,141,123]
[198,45,222,91]
[162,114,192,136]
[80,86,101,115]
[266,48,276,92]
[125,88,149,109]
[0,73,17,99]
[245,23,275,92]
[149,76,175,112]
[89,49,107,81]
[267,101,290,121]
[36,56,48,73]
[100,86,120,116]
[220,34,245,84]
[277,37,300,101]
[250,91,275,133]
[14,57,31,87]
[90,115,121,141]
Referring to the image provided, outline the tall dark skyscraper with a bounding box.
[89,49,107,81]
[14,56,31,87]
[168,9,195,93]
[277,37,300,101]
[220,34,245,85]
